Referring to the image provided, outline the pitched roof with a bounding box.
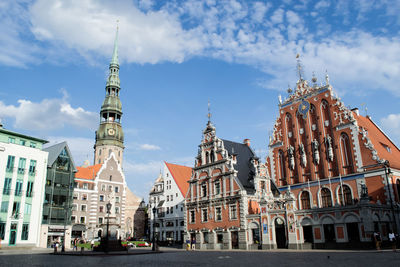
[75,164,102,180]
[43,141,76,171]
[356,113,400,169]
[165,162,192,196]
[222,139,258,192]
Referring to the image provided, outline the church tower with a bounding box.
[94,27,124,165]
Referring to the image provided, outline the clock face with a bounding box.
[108,128,115,136]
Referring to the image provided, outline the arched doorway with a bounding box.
[275,217,287,248]
[98,229,102,238]
[301,217,313,247]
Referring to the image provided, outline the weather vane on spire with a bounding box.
[296,53,304,81]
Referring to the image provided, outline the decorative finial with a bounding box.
[325,70,329,85]
[207,100,211,122]
[311,71,317,84]
[296,54,304,81]
[287,84,293,94]
[278,94,282,104]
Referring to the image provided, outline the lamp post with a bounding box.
[105,201,112,253]
[152,206,157,251]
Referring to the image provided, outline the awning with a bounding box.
[72,224,86,231]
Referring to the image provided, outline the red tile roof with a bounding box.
[165,161,192,196]
[75,164,102,180]
[356,113,400,169]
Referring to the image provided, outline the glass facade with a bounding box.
[42,147,74,225]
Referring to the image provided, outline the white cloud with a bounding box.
[124,160,162,174]
[0,90,97,131]
[380,114,400,147]
[270,8,284,24]
[139,144,161,151]
[29,0,204,64]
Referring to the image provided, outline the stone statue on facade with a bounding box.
[325,134,334,162]
[288,145,295,170]
[312,139,320,165]
[299,143,307,167]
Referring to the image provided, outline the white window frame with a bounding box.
[81,204,87,212]
[202,208,208,222]
[229,204,238,220]
[99,195,104,202]
[215,206,222,222]
[189,209,196,224]
[80,216,86,224]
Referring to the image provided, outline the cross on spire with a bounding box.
[207,100,211,122]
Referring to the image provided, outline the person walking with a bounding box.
[191,237,196,251]
[388,230,396,252]
[373,231,382,250]
[73,238,78,251]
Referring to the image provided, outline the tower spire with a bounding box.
[111,21,119,66]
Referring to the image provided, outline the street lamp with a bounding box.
[105,201,112,253]
[152,206,157,251]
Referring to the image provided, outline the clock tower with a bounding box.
[94,27,124,165]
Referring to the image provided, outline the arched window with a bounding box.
[300,191,311,210]
[338,184,352,205]
[205,152,209,164]
[210,150,215,163]
[340,133,353,174]
[321,188,332,208]
[278,150,286,185]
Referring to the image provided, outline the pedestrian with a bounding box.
[191,237,196,251]
[73,238,78,251]
[373,231,381,250]
[388,230,396,252]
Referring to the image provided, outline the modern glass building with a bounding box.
[40,142,76,248]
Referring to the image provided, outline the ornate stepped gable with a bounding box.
[267,71,400,187]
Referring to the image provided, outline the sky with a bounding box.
[1,0,400,200]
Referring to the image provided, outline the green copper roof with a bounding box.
[110,27,119,66]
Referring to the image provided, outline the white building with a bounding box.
[149,162,192,244]
[0,124,48,247]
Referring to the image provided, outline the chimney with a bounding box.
[351,108,359,116]
[243,139,250,147]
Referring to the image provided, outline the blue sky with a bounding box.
[1,0,400,200]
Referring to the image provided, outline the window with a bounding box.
[215,207,222,221]
[21,224,29,240]
[99,206,104,213]
[28,160,36,175]
[115,196,120,203]
[83,183,88,190]
[30,142,36,148]
[202,209,208,222]
[20,139,26,146]
[210,150,215,163]
[217,233,223,244]
[321,188,333,208]
[0,223,5,240]
[99,195,104,202]
[171,207,174,213]
[73,193,78,200]
[115,207,120,214]
[176,193,178,197]
[300,191,311,210]
[8,137,15,144]
[115,186,119,193]
[215,182,221,195]
[190,210,195,223]
[26,181,34,197]
[339,185,353,206]
[1,201,9,213]
[71,216,76,223]
[203,232,209,243]
[99,217,103,224]
[81,205,87,212]
[166,207,169,214]
[167,196,169,201]
[82,194,87,201]
[6,155,15,171]
[340,133,354,174]
[72,204,77,211]
[80,217,85,223]
[12,202,20,218]
[18,158,26,174]
[230,205,237,220]
[171,195,173,201]
[101,184,106,191]
[24,203,31,215]
[108,185,112,192]
[202,184,207,197]
[3,178,12,195]
[15,180,23,196]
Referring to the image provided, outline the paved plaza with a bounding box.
[0,248,399,267]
